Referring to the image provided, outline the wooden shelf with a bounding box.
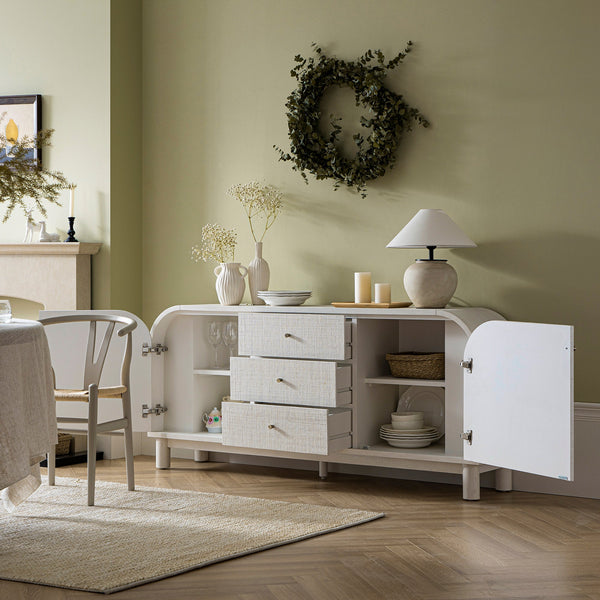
[193,368,231,376]
[364,376,445,387]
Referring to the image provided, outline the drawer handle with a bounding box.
[276,378,284,383]
[267,424,276,429]
[284,332,292,338]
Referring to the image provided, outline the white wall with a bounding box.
[0,0,111,308]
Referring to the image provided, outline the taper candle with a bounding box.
[375,283,391,304]
[354,272,371,303]
[69,185,76,217]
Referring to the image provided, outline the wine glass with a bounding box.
[207,322,222,368]
[222,321,238,365]
[0,299,12,323]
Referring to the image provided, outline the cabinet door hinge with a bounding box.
[142,343,168,356]
[460,430,473,445]
[142,403,168,418]
[460,358,473,373]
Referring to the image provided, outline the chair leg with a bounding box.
[87,384,98,506]
[47,444,56,486]
[121,390,135,491]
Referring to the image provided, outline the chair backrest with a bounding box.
[39,314,137,389]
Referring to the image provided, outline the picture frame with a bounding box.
[0,94,42,163]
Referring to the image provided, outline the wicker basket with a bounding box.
[386,352,445,380]
[55,433,73,456]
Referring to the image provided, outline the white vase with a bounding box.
[248,241,270,305]
[214,263,247,305]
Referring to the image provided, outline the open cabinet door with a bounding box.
[463,321,574,480]
[40,310,152,433]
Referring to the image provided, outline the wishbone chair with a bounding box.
[39,314,137,506]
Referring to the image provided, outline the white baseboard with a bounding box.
[72,431,143,459]
[138,403,600,500]
[511,402,600,499]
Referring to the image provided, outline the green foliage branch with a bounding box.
[0,118,71,222]
[275,42,429,198]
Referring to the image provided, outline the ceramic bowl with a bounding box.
[391,411,424,430]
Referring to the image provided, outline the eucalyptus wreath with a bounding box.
[275,42,429,197]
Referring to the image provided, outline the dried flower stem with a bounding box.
[227,181,283,242]
[191,223,237,264]
[0,115,71,222]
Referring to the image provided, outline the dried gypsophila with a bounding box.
[227,181,283,243]
[191,223,237,264]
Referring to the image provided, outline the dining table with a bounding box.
[0,318,56,511]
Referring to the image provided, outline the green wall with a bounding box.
[143,0,600,403]
[1,1,597,404]
[110,0,143,316]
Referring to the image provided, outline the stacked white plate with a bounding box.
[379,424,443,448]
[256,290,312,306]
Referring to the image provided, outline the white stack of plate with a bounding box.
[379,424,442,448]
[256,290,312,306]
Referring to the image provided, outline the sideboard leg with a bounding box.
[495,468,513,492]
[318,461,328,480]
[194,450,209,462]
[156,438,171,469]
[462,464,480,501]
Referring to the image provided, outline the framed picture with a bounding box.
[0,94,42,163]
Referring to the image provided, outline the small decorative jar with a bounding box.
[202,407,222,433]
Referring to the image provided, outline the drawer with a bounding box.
[222,402,351,455]
[238,313,351,360]
[230,357,352,407]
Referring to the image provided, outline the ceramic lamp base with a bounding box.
[403,260,457,308]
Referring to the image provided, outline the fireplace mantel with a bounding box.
[0,242,101,310]
[0,242,101,256]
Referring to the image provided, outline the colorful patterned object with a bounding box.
[203,407,222,433]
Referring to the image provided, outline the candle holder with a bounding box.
[65,217,78,243]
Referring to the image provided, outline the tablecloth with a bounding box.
[0,319,56,511]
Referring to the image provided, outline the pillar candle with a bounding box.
[375,283,391,304]
[69,186,75,217]
[354,272,371,303]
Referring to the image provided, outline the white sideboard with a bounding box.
[42,305,574,501]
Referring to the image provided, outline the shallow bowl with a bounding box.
[391,411,424,430]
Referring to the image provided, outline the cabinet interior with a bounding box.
[159,313,453,457]
[352,318,446,453]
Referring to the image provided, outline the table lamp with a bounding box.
[386,209,476,308]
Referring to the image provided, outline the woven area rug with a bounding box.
[0,477,384,594]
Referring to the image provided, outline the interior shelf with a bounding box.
[148,431,223,443]
[193,368,231,376]
[344,442,459,462]
[364,376,445,387]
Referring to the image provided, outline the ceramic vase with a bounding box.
[214,263,247,305]
[248,241,270,305]
[403,260,457,308]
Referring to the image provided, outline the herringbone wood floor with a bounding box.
[2,456,600,599]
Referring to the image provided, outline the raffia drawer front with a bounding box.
[222,402,351,455]
[238,313,351,360]
[230,357,351,407]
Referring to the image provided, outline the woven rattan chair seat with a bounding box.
[54,385,128,401]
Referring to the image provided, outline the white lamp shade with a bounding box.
[386,209,476,249]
